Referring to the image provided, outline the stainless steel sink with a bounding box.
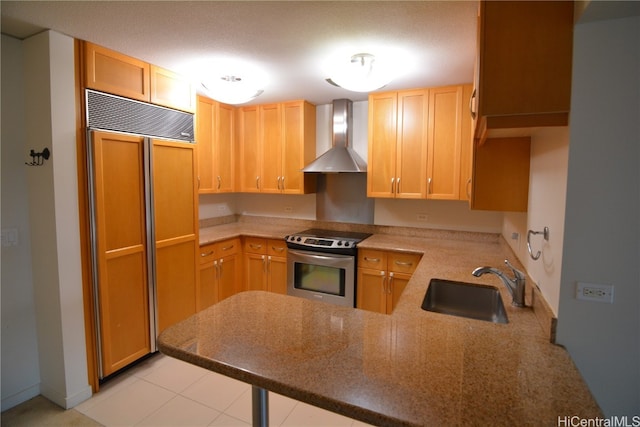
[421,279,509,324]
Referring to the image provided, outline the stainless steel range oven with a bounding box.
[286,229,371,307]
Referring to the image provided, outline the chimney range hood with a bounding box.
[302,99,367,173]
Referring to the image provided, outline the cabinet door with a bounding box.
[471,137,530,212]
[245,253,267,291]
[84,42,150,102]
[357,268,387,314]
[198,261,217,310]
[216,102,235,193]
[459,85,474,201]
[91,131,151,377]
[238,106,261,192]
[260,104,283,193]
[150,65,195,113]
[368,92,397,198]
[218,253,241,302]
[152,140,199,332]
[281,101,316,194]
[267,256,288,295]
[196,96,215,193]
[387,272,411,314]
[427,86,463,200]
[396,90,428,199]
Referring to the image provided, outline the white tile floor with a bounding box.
[75,353,374,427]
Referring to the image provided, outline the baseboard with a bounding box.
[1,383,40,412]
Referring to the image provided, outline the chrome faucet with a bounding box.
[472,259,526,307]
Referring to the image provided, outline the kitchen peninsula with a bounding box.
[159,218,602,426]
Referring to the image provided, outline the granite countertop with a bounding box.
[158,221,602,425]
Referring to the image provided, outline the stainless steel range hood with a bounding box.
[302,99,367,173]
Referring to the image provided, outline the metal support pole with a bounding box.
[252,386,269,427]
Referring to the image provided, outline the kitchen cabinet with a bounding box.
[83,41,194,112]
[238,101,316,194]
[459,85,474,202]
[472,0,573,143]
[368,90,429,199]
[153,140,200,333]
[427,85,464,200]
[368,85,472,201]
[470,137,531,212]
[150,65,196,113]
[84,41,150,102]
[357,249,421,314]
[198,238,241,309]
[243,237,288,294]
[196,95,235,193]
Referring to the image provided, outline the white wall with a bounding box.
[1,34,41,411]
[557,14,640,416]
[22,30,91,409]
[502,127,570,314]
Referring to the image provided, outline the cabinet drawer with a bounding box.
[267,239,287,257]
[216,238,239,257]
[244,237,267,254]
[199,243,216,265]
[388,252,421,274]
[359,249,387,270]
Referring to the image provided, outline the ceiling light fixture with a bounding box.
[326,53,395,93]
[201,75,264,105]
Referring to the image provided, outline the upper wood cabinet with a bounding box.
[473,0,573,142]
[238,101,316,194]
[83,41,195,112]
[150,65,196,113]
[368,90,429,199]
[84,42,150,102]
[196,95,235,193]
[470,137,531,212]
[368,85,472,201]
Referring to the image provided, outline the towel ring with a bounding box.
[527,227,549,260]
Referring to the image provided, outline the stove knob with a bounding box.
[296,237,302,242]
[344,241,351,247]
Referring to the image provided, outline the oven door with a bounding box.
[287,249,355,307]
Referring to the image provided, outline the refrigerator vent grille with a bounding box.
[86,90,194,142]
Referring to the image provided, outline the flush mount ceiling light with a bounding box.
[326,53,395,93]
[201,75,264,105]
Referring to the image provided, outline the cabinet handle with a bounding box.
[250,243,263,250]
[214,260,219,279]
[197,176,200,190]
[256,176,260,190]
[217,176,221,190]
[218,258,224,276]
[469,88,477,120]
[201,251,214,257]
[221,244,234,251]
[388,272,395,294]
[267,255,272,272]
[364,256,381,263]
[394,260,413,267]
[281,176,285,190]
[391,177,395,194]
[428,177,432,194]
[271,246,285,253]
[396,177,401,194]
[466,178,472,199]
[277,176,281,190]
[261,255,267,273]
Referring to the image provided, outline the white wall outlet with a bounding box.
[1,228,19,247]
[416,213,428,221]
[576,282,614,303]
[284,206,293,213]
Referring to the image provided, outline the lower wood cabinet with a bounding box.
[243,237,288,294]
[357,249,422,314]
[198,238,241,310]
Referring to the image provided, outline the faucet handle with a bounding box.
[504,259,525,281]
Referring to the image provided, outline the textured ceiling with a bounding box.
[1,1,479,105]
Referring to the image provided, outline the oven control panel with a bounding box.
[286,235,355,249]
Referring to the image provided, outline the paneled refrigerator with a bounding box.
[86,90,199,379]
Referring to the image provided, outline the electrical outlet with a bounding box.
[576,282,614,303]
[416,213,428,221]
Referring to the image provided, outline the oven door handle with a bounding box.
[294,252,344,262]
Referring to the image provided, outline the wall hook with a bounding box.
[527,227,549,260]
[25,148,50,166]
